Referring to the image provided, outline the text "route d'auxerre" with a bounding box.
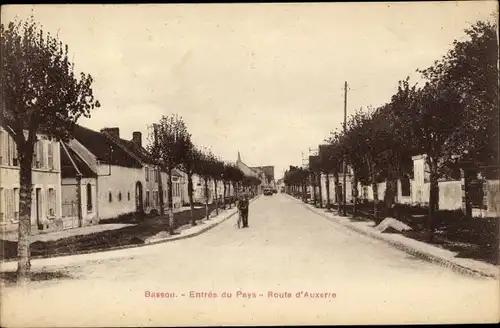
[145,291,337,299]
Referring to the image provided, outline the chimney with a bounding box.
[132,131,142,148]
[101,127,120,139]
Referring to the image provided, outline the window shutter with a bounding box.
[0,130,5,165]
[12,138,18,166]
[40,140,45,168]
[48,142,54,169]
[6,189,13,220]
[0,188,4,222]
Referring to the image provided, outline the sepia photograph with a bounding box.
[0,2,499,326]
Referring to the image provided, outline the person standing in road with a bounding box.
[237,193,250,228]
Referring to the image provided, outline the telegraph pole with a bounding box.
[342,81,348,216]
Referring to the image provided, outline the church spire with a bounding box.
[237,151,241,162]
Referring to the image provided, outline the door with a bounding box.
[135,182,143,213]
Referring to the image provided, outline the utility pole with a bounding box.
[342,81,348,216]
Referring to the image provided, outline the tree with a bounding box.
[319,141,343,211]
[193,148,216,220]
[222,162,240,209]
[1,16,100,283]
[309,155,322,207]
[210,156,225,215]
[148,114,192,234]
[325,131,345,211]
[225,163,244,201]
[179,142,200,226]
[418,21,499,172]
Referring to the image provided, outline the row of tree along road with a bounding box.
[284,21,498,242]
[1,16,261,284]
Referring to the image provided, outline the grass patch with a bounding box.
[0,269,75,286]
[0,202,226,261]
[340,201,499,265]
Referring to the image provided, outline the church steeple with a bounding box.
[237,151,241,162]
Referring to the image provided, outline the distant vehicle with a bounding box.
[263,188,273,196]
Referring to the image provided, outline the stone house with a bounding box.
[0,125,62,233]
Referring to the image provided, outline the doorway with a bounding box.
[135,182,143,213]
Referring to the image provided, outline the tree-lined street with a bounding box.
[1,194,497,326]
[1,3,498,326]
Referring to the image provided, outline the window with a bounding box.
[363,186,368,199]
[33,140,41,168]
[37,140,44,168]
[48,142,54,169]
[152,191,157,207]
[4,189,14,222]
[86,183,93,212]
[118,192,122,201]
[108,191,113,203]
[154,169,159,182]
[47,188,56,217]
[146,191,150,207]
[145,167,149,181]
[127,191,131,201]
[423,160,430,183]
[12,137,18,166]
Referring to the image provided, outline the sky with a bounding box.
[2,2,498,179]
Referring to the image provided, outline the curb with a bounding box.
[0,196,261,265]
[285,194,499,280]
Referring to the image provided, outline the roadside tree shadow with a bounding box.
[1,270,75,287]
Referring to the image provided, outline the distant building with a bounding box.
[236,152,274,193]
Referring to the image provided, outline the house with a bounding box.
[60,142,98,229]
[0,126,62,233]
[181,173,215,205]
[102,128,165,215]
[318,153,499,218]
[62,125,145,222]
[168,168,185,210]
[236,152,268,194]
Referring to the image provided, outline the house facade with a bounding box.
[318,153,499,218]
[62,125,145,222]
[0,126,62,233]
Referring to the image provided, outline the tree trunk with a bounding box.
[463,169,472,219]
[158,166,165,216]
[352,172,358,216]
[167,169,174,234]
[204,178,210,220]
[428,157,439,241]
[372,180,379,221]
[383,177,397,218]
[214,180,219,215]
[317,173,323,208]
[333,172,340,212]
[17,156,33,284]
[311,173,317,205]
[223,181,227,210]
[188,173,195,226]
[325,172,331,210]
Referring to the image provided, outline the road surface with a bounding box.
[1,194,498,326]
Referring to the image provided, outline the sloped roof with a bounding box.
[71,125,142,169]
[60,143,97,178]
[108,136,155,165]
